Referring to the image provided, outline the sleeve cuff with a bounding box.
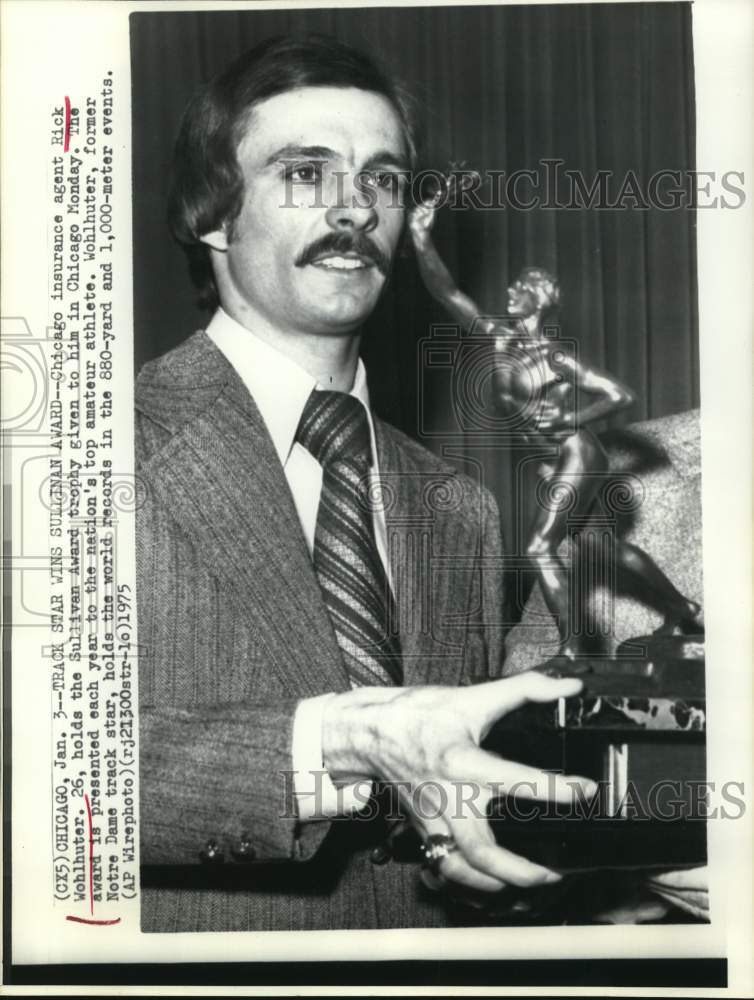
[292,693,373,821]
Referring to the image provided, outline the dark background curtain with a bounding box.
[131,2,697,567]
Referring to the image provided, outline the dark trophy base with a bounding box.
[483,645,707,874]
[386,644,707,923]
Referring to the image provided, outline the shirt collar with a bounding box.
[206,308,377,468]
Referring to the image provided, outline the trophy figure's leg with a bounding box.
[526,431,607,659]
[613,540,701,633]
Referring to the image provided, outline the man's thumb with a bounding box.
[468,670,584,733]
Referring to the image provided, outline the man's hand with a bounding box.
[321,672,596,893]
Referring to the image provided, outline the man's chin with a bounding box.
[289,299,373,336]
[301,286,384,332]
[306,308,374,336]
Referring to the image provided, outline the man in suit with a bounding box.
[136,33,593,932]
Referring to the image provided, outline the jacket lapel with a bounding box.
[375,421,468,689]
[136,332,350,697]
[136,332,475,696]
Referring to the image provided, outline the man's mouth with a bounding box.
[310,253,371,272]
[297,234,389,275]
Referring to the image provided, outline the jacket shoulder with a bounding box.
[375,418,457,475]
[375,418,501,518]
[136,332,219,389]
[135,332,230,463]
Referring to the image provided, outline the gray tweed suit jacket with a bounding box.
[136,331,506,931]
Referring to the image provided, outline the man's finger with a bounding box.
[416,818,506,893]
[448,812,562,889]
[436,851,507,893]
[445,742,598,804]
[463,670,584,733]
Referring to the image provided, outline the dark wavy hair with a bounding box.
[168,33,420,311]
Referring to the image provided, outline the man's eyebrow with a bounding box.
[264,145,411,172]
[361,150,411,172]
[264,144,338,166]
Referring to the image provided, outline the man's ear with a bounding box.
[199,226,229,252]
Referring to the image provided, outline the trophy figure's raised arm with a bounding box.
[409,191,701,660]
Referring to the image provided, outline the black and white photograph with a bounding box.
[1,0,752,993]
[132,3,709,934]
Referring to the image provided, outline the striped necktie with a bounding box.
[295,389,403,687]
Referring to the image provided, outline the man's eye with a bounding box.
[363,170,404,191]
[285,162,323,184]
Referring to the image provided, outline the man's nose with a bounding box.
[325,180,378,233]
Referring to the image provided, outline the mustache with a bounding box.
[295,231,390,275]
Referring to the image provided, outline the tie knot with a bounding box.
[295,390,372,469]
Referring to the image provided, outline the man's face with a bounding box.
[204,86,409,336]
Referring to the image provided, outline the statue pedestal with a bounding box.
[483,656,707,871]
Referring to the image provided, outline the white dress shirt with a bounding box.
[207,309,380,819]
